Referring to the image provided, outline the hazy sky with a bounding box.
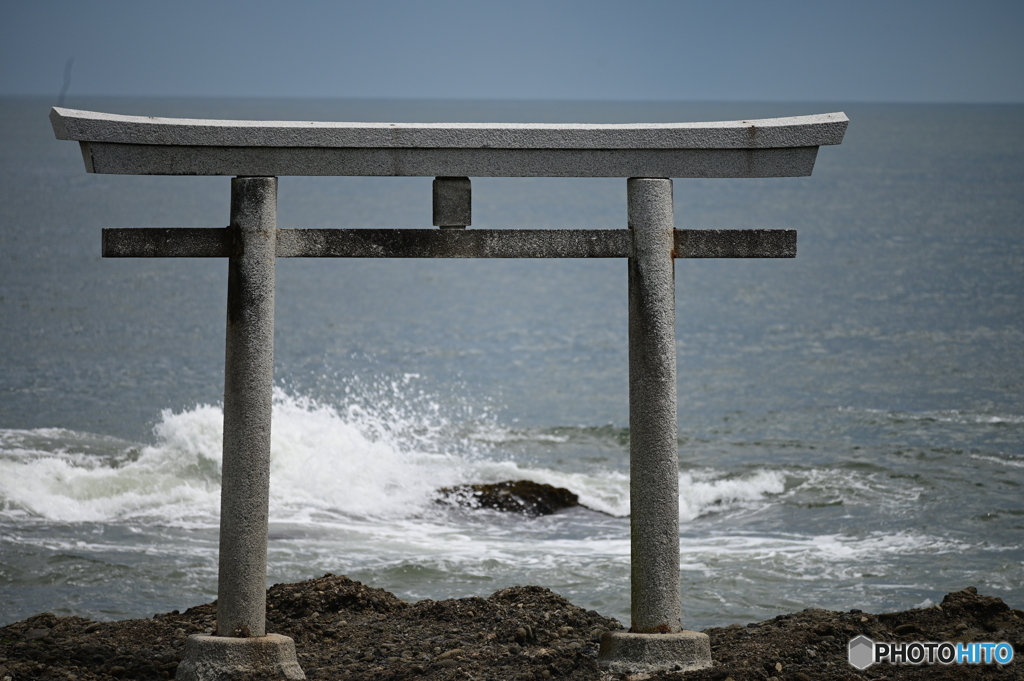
[2,0,1022,103]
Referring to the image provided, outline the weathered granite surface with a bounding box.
[49,108,847,177]
[50,108,849,149]
[101,228,797,259]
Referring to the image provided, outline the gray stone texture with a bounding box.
[176,634,305,680]
[218,177,278,639]
[597,630,712,673]
[627,178,681,634]
[49,107,847,178]
[103,227,233,258]
[51,108,848,148]
[280,227,626,258]
[74,143,823,178]
[432,176,471,227]
[675,227,796,258]
[102,227,796,259]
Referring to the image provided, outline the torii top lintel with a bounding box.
[50,108,847,178]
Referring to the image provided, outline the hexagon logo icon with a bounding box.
[848,635,875,670]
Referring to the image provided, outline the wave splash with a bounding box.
[0,384,790,525]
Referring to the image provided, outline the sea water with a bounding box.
[1,98,1022,629]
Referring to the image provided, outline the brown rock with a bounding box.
[1,579,1021,681]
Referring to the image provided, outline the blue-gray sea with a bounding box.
[1,97,1021,629]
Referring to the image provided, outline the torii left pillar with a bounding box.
[177,177,305,681]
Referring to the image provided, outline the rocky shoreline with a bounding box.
[1,577,1021,680]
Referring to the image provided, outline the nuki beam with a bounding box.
[51,107,847,678]
[101,228,797,259]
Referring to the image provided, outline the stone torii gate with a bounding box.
[51,107,847,679]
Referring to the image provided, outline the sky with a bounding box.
[2,0,1023,103]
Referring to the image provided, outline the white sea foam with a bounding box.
[0,388,790,526]
[678,470,785,521]
[840,406,1024,426]
[1,390,1017,629]
[776,467,925,510]
[969,453,1024,469]
[9,383,968,630]
[679,529,976,582]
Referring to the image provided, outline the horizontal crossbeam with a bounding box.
[102,228,795,259]
[51,108,847,178]
[78,146,824,178]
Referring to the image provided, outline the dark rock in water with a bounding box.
[437,480,579,516]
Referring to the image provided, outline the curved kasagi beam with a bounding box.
[50,107,847,178]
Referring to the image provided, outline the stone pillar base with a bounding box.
[176,634,305,680]
[597,630,712,674]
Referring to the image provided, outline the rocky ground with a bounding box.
[1,577,1021,681]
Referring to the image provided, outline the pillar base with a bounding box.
[176,634,305,680]
[597,630,712,674]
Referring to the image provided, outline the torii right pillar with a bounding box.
[598,178,713,673]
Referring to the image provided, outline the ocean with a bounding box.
[1,97,1021,630]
